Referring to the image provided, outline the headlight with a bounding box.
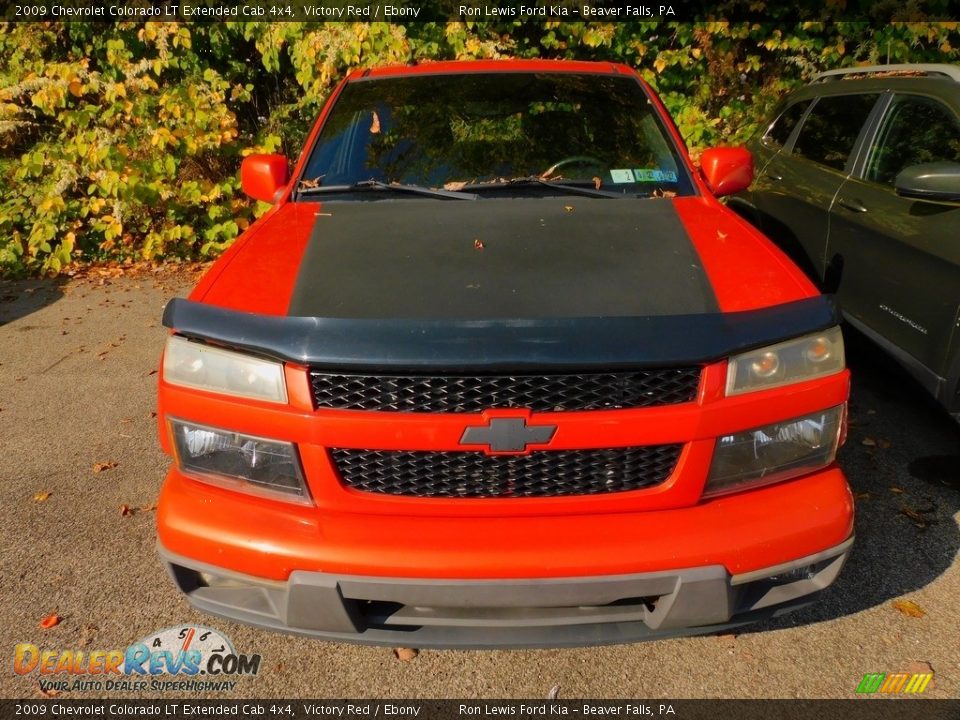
[726,327,844,396]
[163,335,287,404]
[704,405,844,498]
[170,419,310,504]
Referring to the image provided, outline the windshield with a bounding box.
[298,72,694,198]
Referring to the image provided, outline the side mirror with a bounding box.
[241,154,289,203]
[700,147,754,198]
[895,162,960,203]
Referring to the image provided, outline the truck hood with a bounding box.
[283,198,718,319]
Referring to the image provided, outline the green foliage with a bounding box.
[1,18,958,276]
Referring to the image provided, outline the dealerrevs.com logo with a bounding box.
[13,625,261,694]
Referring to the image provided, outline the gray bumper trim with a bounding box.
[159,538,852,649]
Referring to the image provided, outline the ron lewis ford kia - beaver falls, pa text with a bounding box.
[155,60,853,648]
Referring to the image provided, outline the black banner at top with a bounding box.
[3,0,960,23]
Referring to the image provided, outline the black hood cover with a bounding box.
[287,198,718,319]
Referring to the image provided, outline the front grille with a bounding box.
[309,368,701,413]
[330,445,683,498]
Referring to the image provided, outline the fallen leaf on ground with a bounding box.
[473,239,485,250]
[563,205,574,213]
[34,491,52,503]
[140,503,158,512]
[39,613,61,630]
[901,508,929,528]
[892,599,926,618]
[93,461,118,473]
[890,486,905,494]
[37,681,59,698]
[904,661,935,690]
[119,504,135,517]
[861,437,877,447]
[546,684,561,700]
[393,647,418,661]
[854,492,870,501]
[79,625,98,647]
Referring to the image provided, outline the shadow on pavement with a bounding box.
[742,324,960,633]
[0,276,67,327]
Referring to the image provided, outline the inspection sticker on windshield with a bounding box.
[635,168,678,183]
[609,169,635,183]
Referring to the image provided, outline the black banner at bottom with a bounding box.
[2,700,958,720]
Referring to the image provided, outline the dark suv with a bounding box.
[731,64,960,421]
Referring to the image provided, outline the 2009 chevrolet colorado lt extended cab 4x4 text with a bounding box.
[156,60,853,648]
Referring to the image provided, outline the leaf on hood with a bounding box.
[34,491,52,503]
[39,613,61,630]
[892,599,926,618]
[444,181,467,191]
[93,461,118,473]
[592,176,602,190]
[563,205,574,213]
[393,647,418,661]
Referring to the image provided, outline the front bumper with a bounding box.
[160,537,852,649]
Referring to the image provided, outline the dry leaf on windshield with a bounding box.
[370,111,381,134]
[592,176,602,190]
[444,181,468,191]
[892,599,926,618]
[393,647,418,661]
[93,461,118,473]
[34,491,51,503]
[39,614,61,630]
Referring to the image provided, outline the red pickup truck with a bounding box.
[156,59,853,648]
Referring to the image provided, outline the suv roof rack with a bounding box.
[811,63,960,84]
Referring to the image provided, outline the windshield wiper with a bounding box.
[297,179,477,201]
[462,176,630,199]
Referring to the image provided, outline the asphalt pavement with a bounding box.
[1,268,958,699]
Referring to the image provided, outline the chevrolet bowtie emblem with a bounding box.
[460,417,557,453]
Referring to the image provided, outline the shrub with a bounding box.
[1,18,957,276]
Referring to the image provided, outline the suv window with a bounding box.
[792,94,879,171]
[763,100,811,148]
[865,96,960,185]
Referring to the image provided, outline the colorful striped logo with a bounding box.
[856,672,933,694]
